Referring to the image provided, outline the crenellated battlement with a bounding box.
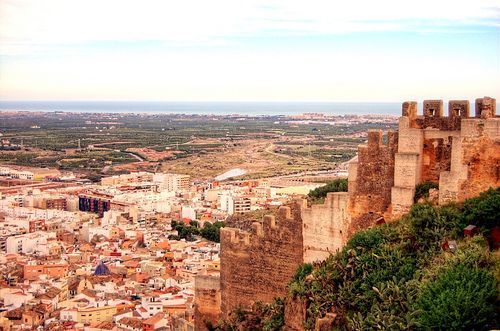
[220,227,251,245]
[398,97,496,131]
[220,204,304,316]
[401,97,496,120]
[423,99,444,118]
[359,129,398,151]
[389,96,499,217]
[475,97,496,118]
[220,206,297,249]
[449,100,470,119]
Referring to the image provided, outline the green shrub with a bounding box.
[289,263,313,297]
[420,236,493,283]
[347,278,420,330]
[415,264,497,330]
[345,224,397,251]
[408,203,443,250]
[216,298,285,331]
[408,203,463,251]
[462,187,500,233]
[414,181,439,202]
[293,263,313,281]
[308,178,348,200]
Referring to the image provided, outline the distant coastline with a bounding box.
[0,101,403,116]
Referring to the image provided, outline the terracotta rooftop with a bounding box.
[119,317,143,328]
[95,321,116,330]
[143,312,165,325]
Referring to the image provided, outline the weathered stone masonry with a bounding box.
[301,192,350,262]
[439,97,499,204]
[194,274,221,330]
[347,129,398,227]
[390,97,498,217]
[219,204,304,317]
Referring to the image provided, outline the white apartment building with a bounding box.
[6,232,53,255]
[1,289,34,309]
[101,172,153,186]
[153,173,190,192]
[181,206,197,221]
[219,194,251,215]
[0,167,34,180]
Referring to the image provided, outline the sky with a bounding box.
[0,0,499,102]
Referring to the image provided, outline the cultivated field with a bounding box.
[0,111,397,180]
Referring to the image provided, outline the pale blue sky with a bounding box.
[0,0,499,101]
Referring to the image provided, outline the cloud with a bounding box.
[0,0,499,55]
[1,0,498,101]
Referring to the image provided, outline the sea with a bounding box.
[0,101,402,116]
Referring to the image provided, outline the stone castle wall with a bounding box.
[392,96,498,216]
[439,105,499,204]
[347,129,398,227]
[194,274,221,330]
[301,192,350,262]
[300,96,496,233]
[219,204,304,317]
[456,118,499,200]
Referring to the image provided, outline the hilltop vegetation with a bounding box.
[308,178,348,203]
[220,188,500,330]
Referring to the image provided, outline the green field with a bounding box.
[0,111,397,180]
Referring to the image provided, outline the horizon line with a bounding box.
[1,99,497,103]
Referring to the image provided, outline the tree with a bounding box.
[201,221,226,242]
[308,178,348,201]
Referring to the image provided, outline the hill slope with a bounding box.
[218,188,499,330]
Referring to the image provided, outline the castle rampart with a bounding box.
[220,205,304,317]
[343,96,497,220]
[390,96,498,216]
[347,129,398,224]
[301,192,350,262]
[194,274,221,330]
[439,116,499,204]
